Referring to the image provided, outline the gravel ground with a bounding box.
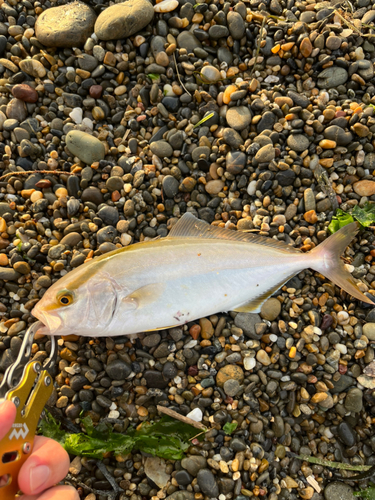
[1,0,375,499]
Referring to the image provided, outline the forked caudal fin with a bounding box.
[308,221,375,305]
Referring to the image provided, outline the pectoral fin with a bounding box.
[232,273,297,314]
[122,283,165,309]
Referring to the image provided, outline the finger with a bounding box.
[18,436,70,496]
[0,399,17,440]
[18,485,80,500]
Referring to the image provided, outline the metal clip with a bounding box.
[0,321,58,499]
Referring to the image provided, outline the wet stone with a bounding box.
[227,11,245,39]
[162,175,180,198]
[97,206,119,226]
[337,421,356,447]
[144,370,168,388]
[105,359,131,380]
[197,469,219,498]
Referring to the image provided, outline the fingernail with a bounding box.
[30,465,51,492]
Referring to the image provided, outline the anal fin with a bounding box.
[232,273,297,314]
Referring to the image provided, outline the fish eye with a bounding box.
[57,292,73,306]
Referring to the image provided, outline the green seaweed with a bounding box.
[354,483,375,499]
[328,203,375,234]
[223,421,238,435]
[39,410,202,460]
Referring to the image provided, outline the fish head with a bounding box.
[32,266,120,337]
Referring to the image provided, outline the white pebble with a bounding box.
[186,408,203,422]
[173,376,182,384]
[247,180,257,196]
[244,357,256,371]
[344,263,354,273]
[108,410,120,419]
[82,117,93,130]
[121,233,132,246]
[184,339,197,349]
[264,75,279,83]
[69,107,83,124]
[337,310,349,325]
[154,0,178,13]
[324,427,334,439]
[334,343,347,355]
[163,84,176,97]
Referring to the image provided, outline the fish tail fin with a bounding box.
[308,221,375,305]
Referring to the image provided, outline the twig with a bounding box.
[295,453,372,472]
[334,9,373,37]
[65,474,117,500]
[250,16,266,78]
[189,430,206,441]
[173,52,191,97]
[96,461,123,494]
[157,405,206,430]
[0,170,78,181]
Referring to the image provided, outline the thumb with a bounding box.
[0,399,17,441]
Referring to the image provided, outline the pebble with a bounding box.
[66,130,105,165]
[216,365,244,387]
[287,134,309,152]
[353,180,375,197]
[150,140,173,158]
[105,359,131,380]
[197,469,219,498]
[11,84,38,103]
[255,144,275,163]
[226,106,251,131]
[95,0,154,40]
[344,388,363,413]
[260,298,281,321]
[35,3,96,47]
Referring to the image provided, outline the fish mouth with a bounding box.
[31,306,62,335]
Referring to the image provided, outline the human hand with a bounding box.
[0,399,79,500]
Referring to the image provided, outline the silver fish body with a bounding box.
[32,213,373,337]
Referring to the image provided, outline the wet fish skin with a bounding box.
[32,213,373,337]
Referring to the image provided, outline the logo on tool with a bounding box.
[9,423,29,440]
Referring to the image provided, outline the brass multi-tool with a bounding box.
[0,321,57,499]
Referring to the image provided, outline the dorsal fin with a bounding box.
[169,213,301,254]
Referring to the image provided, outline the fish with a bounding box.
[32,213,374,337]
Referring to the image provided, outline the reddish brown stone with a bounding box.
[89,85,103,98]
[300,37,312,57]
[11,84,38,103]
[35,179,52,188]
